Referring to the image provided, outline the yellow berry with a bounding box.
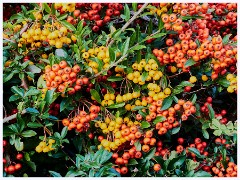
[189,76,197,83]
[202,75,208,81]
[164,88,171,95]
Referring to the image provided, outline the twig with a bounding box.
[107,3,148,47]
[21,77,29,90]
[3,109,27,123]
[3,37,16,43]
[168,71,185,78]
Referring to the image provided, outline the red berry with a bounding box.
[7,165,15,174]
[206,97,212,103]
[221,109,227,116]
[14,163,22,171]
[16,153,23,160]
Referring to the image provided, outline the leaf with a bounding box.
[128,159,138,165]
[11,86,24,97]
[174,156,186,168]
[45,89,55,105]
[26,108,39,114]
[108,102,125,109]
[145,147,156,160]
[213,129,222,136]
[217,78,230,87]
[189,94,197,104]
[141,121,150,129]
[132,3,137,11]
[184,59,196,68]
[222,34,232,45]
[26,161,36,172]
[141,71,148,82]
[3,70,18,83]
[60,20,76,31]
[193,170,212,177]
[124,4,130,21]
[129,45,146,51]
[202,129,209,139]
[143,33,166,42]
[43,3,51,13]
[61,127,68,139]
[3,126,15,137]
[132,106,145,111]
[108,47,116,62]
[171,127,181,134]
[90,89,101,104]
[27,122,43,128]
[99,149,113,164]
[9,13,24,21]
[207,104,215,119]
[133,141,141,152]
[188,148,205,159]
[65,170,85,177]
[55,49,68,58]
[25,88,40,97]
[21,130,37,137]
[14,138,24,151]
[49,171,62,177]
[107,76,123,82]
[9,94,21,102]
[28,65,41,74]
[161,96,173,110]
[121,37,130,56]
[186,159,200,171]
[153,116,166,124]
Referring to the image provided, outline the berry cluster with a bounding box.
[62,105,100,132]
[147,84,171,101]
[226,73,237,93]
[35,139,56,153]
[43,61,83,95]
[127,59,163,85]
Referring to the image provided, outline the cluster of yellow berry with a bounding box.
[35,139,55,153]
[147,83,171,101]
[54,3,76,12]
[127,59,163,85]
[149,3,171,16]
[226,74,237,93]
[96,116,141,151]
[124,97,148,111]
[101,93,116,107]
[19,22,75,49]
[82,46,113,74]
[116,91,141,103]
[114,66,125,76]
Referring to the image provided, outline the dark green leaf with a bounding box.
[202,129,209,139]
[128,159,138,165]
[190,94,197,104]
[26,108,39,114]
[25,88,40,97]
[124,4,130,21]
[109,47,116,62]
[171,127,181,134]
[145,147,156,160]
[134,140,141,151]
[207,104,215,119]
[55,49,68,58]
[3,126,15,137]
[217,78,230,87]
[45,89,55,105]
[161,96,173,110]
[121,37,130,56]
[27,122,43,128]
[107,76,123,82]
[141,71,148,82]
[129,45,146,51]
[11,86,24,97]
[43,3,51,13]
[61,127,68,139]
[132,106,145,111]
[193,170,212,177]
[90,89,101,104]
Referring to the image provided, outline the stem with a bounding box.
[21,76,29,90]
[107,3,148,47]
[3,38,16,43]
[3,109,27,123]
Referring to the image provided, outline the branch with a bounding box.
[3,109,27,123]
[130,10,158,26]
[21,77,29,90]
[107,3,148,47]
[3,38,15,43]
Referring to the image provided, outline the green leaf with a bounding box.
[3,70,18,83]
[143,33,166,42]
[49,171,62,177]
[90,89,101,104]
[11,86,24,97]
[132,3,137,11]
[28,65,41,74]
[27,122,43,128]
[9,13,24,21]
[129,45,146,51]
[193,170,212,177]
[26,161,36,172]
[3,126,15,137]
[25,88,40,97]
[55,49,68,58]
[141,121,151,129]
[132,106,145,111]
[108,47,116,62]
[43,3,51,13]
[128,159,138,165]
[153,116,166,124]
[65,170,85,177]
[45,89,55,105]
[107,76,123,82]
[108,102,125,109]
[186,159,200,171]
[121,37,130,56]
[14,138,24,151]
[60,20,76,31]
[184,59,196,68]
[161,96,173,110]
[189,94,197,104]
[26,108,39,114]
[222,34,232,45]
[124,4,130,21]
[217,78,230,87]
[213,129,222,136]
[188,148,205,159]
[202,129,209,139]
[9,94,21,102]
[61,127,68,139]
[145,147,156,160]
[207,104,215,119]
[171,127,181,134]
[134,141,141,151]
[141,71,148,82]
[21,130,37,137]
